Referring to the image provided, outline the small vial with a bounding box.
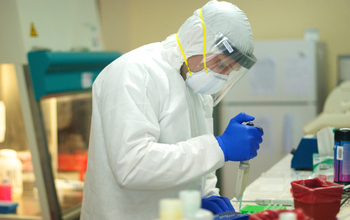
[279,212,297,220]
[0,179,12,201]
[179,190,213,220]
[159,198,183,220]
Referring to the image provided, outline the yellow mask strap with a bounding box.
[176,8,207,77]
[199,8,208,73]
[176,33,192,76]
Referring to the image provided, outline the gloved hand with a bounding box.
[201,196,235,214]
[215,112,263,161]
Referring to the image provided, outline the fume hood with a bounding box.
[0,0,122,219]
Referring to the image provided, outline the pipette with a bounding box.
[234,160,250,206]
[240,198,294,206]
[234,122,263,208]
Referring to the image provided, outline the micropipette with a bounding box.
[241,198,294,206]
[234,160,250,204]
[234,122,263,208]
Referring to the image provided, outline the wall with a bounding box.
[99,0,350,94]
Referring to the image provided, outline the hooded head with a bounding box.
[177,0,254,59]
[176,0,256,105]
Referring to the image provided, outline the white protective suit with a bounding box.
[80,1,254,219]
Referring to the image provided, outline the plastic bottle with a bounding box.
[179,190,213,220]
[0,179,12,201]
[0,149,23,200]
[158,198,183,220]
[334,128,350,183]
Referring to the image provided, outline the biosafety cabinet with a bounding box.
[0,1,121,219]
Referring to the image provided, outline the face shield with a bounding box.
[176,8,257,106]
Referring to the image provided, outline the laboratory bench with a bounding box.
[231,153,350,218]
[233,153,302,208]
[0,50,121,219]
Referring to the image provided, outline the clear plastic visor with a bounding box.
[186,36,257,105]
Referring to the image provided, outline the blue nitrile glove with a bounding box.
[215,112,263,161]
[201,196,235,214]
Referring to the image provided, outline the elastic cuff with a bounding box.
[215,136,227,162]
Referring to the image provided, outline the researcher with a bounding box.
[80,1,263,219]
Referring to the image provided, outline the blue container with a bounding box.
[334,128,350,183]
[0,201,18,214]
